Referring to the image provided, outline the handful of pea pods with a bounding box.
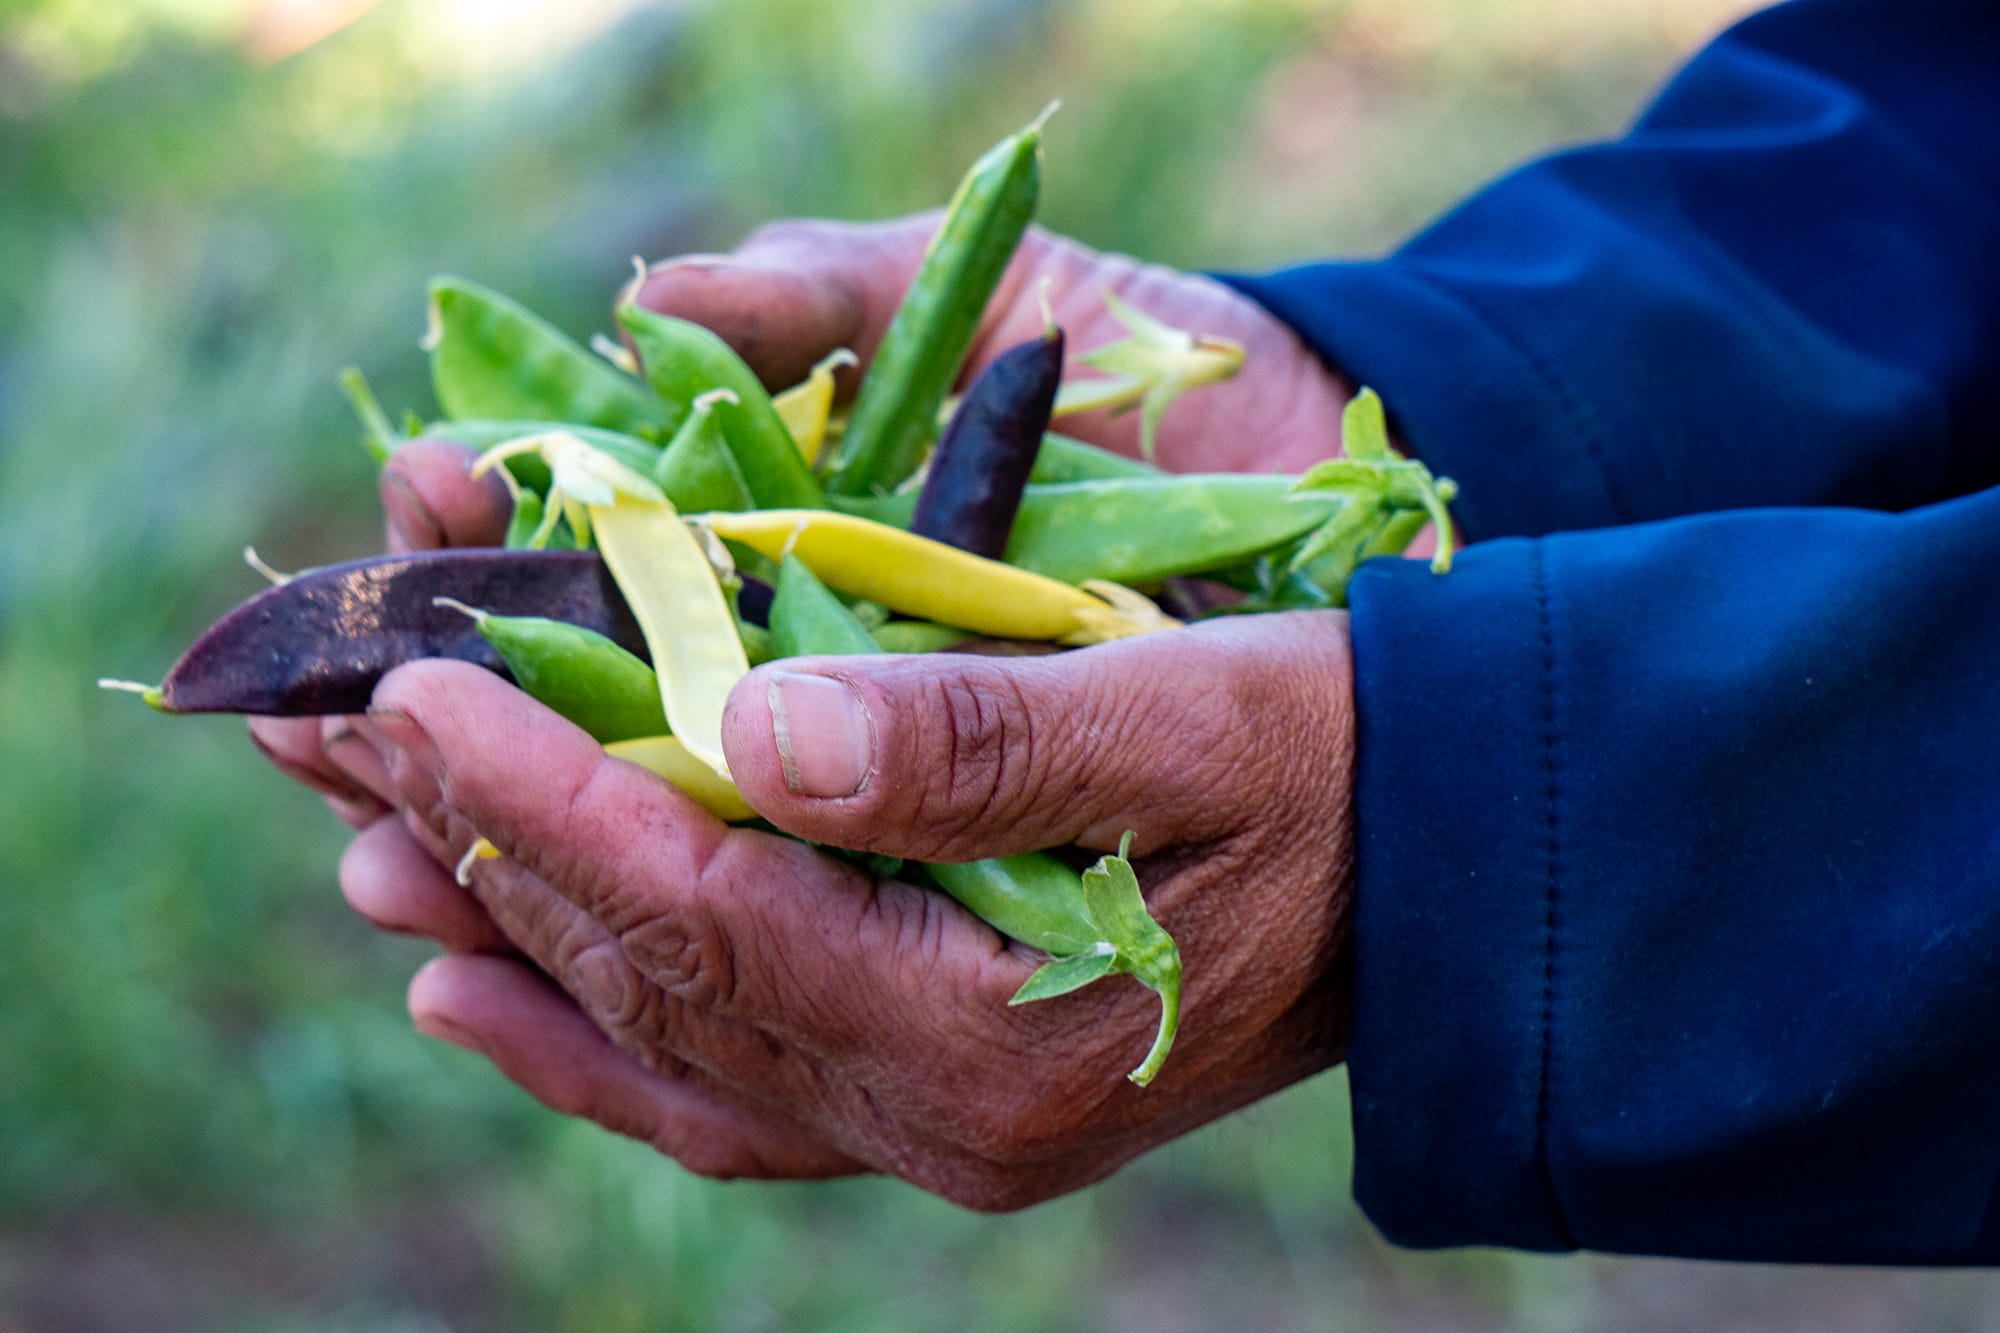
[105,106,1455,1088]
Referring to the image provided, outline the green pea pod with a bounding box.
[1026,431,1157,485]
[504,491,548,550]
[769,555,883,659]
[836,475,1339,586]
[434,599,667,744]
[654,390,756,514]
[616,305,825,510]
[924,855,1103,958]
[933,834,1183,1087]
[871,619,975,653]
[823,105,1052,496]
[426,278,669,435]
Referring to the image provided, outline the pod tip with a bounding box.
[98,678,169,712]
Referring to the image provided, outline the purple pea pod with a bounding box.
[909,322,1064,559]
[154,549,648,716]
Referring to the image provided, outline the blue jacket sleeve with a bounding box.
[1221,0,2000,1261]
[1225,0,2000,541]
[1345,495,2000,1263]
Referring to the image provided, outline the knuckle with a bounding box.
[619,907,739,1010]
[909,672,1043,851]
[560,934,661,1046]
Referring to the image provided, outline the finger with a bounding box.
[368,661,1171,1191]
[340,816,515,954]
[248,716,388,826]
[629,216,938,390]
[720,612,1352,861]
[379,437,511,554]
[407,954,862,1181]
[320,717,397,804]
[365,661,1026,1059]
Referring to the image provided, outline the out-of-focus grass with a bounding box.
[33,1,2000,1330]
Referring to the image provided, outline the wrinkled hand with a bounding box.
[344,602,1354,1206]
[249,219,1363,1206]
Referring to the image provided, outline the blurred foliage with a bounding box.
[28,0,2000,1330]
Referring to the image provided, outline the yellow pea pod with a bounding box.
[590,494,750,778]
[698,509,1176,645]
[773,348,857,466]
[605,735,757,822]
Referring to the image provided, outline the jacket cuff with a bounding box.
[1342,539,1575,1251]
[1220,262,1626,542]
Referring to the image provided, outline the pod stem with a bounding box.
[431,595,490,625]
[98,678,169,711]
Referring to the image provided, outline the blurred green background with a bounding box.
[12,0,2000,1329]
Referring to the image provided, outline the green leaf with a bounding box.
[1079,831,1184,1086]
[1292,458,1385,493]
[1341,387,1392,462]
[1288,495,1384,573]
[1009,948,1119,1005]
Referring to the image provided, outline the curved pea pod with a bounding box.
[426,278,669,435]
[616,304,825,510]
[910,325,1063,559]
[698,509,1177,645]
[823,104,1052,497]
[432,598,666,744]
[141,550,645,716]
[589,493,751,779]
[769,554,882,659]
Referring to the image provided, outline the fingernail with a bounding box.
[413,1011,488,1057]
[768,673,873,798]
[365,706,437,773]
[380,471,444,553]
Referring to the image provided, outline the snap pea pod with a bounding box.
[769,555,882,659]
[433,598,667,744]
[617,304,825,510]
[654,389,756,514]
[870,620,974,653]
[836,475,1339,587]
[924,856,1100,957]
[427,277,669,435]
[823,105,1052,496]
[1026,431,1156,485]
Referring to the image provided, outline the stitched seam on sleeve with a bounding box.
[1532,543,1579,1248]
[1400,267,1637,529]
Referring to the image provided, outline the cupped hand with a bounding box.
[342,605,1353,1207]
[629,215,1355,475]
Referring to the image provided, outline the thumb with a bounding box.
[627,215,942,391]
[380,437,512,554]
[719,613,1352,862]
